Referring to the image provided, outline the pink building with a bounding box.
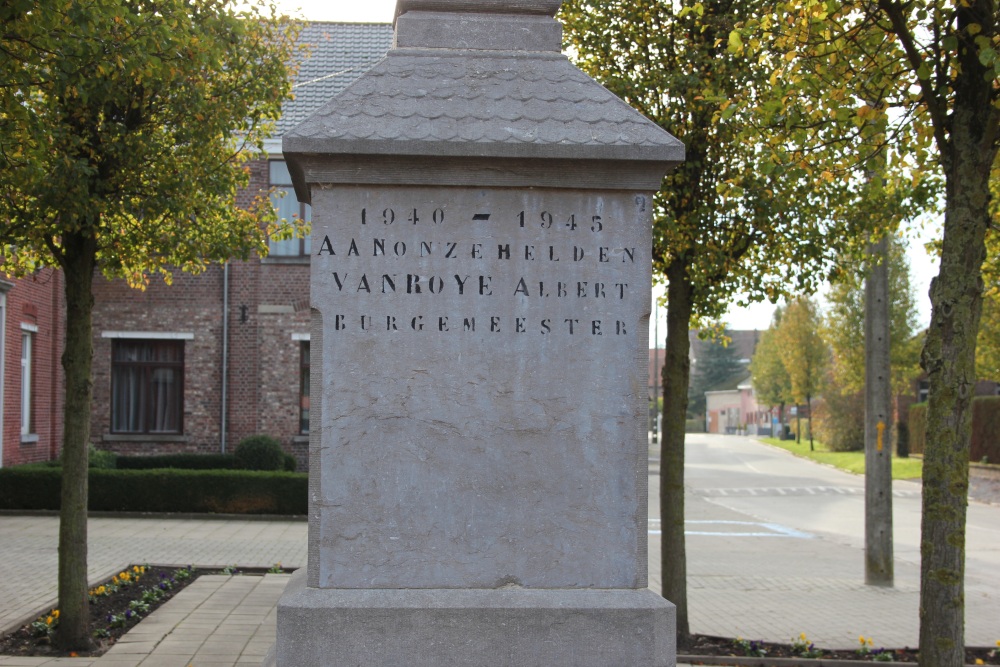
[704,376,774,436]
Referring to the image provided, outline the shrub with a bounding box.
[0,467,307,515]
[684,418,704,433]
[896,420,909,458]
[58,445,117,469]
[907,398,1000,463]
[234,435,285,471]
[908,403,927,455]
[116,454,236,470]
[283,453,299,472]
[813,390,864,452]
[89,446,118,469]
[971,396,1000,464]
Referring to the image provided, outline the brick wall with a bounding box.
[1,269,64,467]
[88,157,312,469]
[90,266,225,456]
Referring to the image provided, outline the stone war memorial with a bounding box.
[269,0,684,664]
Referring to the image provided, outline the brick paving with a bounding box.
[0,515,306,638]
[0,574,287,667]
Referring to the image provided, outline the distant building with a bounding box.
[688,328,759,372]
[648,328,760,397]
[704,375,773,436]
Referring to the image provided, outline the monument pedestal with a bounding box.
[273,569,675,666]
[271,1,684,664]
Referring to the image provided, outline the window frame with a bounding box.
[20,326,35,438]
[110,339,186,435]
[268,160,311,258]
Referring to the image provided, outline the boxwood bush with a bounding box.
[234,435,286,471]
[0,467,306,515]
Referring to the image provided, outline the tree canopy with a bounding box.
[558,0,914,642]
[824,233,922,397]
[0,0,300,649]
[0,0,302,285]
[732,1,999,663]
[750,306,792,412]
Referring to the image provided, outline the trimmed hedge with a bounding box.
[115,452,299,472]
[908,396,1000,464]
[971,396,1000,464]
[0,467,307,515]
[684,418,704,433]
[116,453,236,470]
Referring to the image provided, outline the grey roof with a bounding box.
[277,22,394,137]
[284,50,684,162]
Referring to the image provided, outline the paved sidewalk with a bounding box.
[0,573,285,667]
[0,515,308,637]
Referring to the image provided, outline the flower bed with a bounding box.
[0,563,283,658]
[0,564,195,657]
[681,633,1000,665]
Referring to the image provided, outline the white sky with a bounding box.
[271,0,941,340]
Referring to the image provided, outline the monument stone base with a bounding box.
[267,569,675,667]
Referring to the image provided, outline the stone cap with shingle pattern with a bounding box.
[283,0,683,192]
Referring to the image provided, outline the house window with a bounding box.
[268,160,311,257]
[300,341,310,435]
[111,340,184,434]
[917,379,930,404]
[20,329,34,437]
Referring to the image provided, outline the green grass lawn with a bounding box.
[757,436,923,480]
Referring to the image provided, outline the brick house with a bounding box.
[0,270,65,467]
[87,22,393,468]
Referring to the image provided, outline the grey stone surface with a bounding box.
[397,0,564,17]
[395,11,562,51]
[277,0,681,664]
[290,154,672,193]
[276,569,677,667]
[283,3,684,189]
[284,50,684,164]
[308,186,652,590]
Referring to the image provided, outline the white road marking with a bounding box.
[647,519,814,539]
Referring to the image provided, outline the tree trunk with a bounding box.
[55,233,97,651]
[917,133,991,667]
[806,394,813,451]
[660,260,694,646]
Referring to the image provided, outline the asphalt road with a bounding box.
[646,433,1000,649]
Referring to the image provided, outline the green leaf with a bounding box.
[979,47,997,68]
[728,29,743,54]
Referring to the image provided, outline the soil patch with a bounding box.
[682,634,1000,664]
